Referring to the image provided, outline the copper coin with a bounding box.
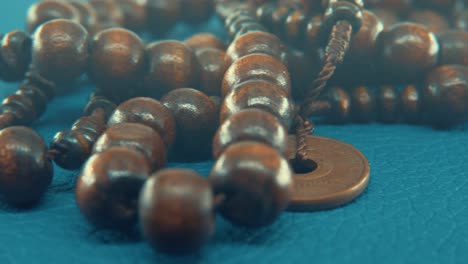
[286,135,370,211]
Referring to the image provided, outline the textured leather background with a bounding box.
[1,1,468,263]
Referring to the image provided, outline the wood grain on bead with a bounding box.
[210,141,292,228]
[88,0,124,26]
[93,123,167,171]
[76,147,151,229]
[220,80,295,129]
[107,97,176,147]
[144,41,200,98]
[184,33,226,52]
[0,126,52,206]
[407,10,449,34]
[438,31,468,66]
[213,108,288,158]
[221,53,291,97]
[195,48,229,96]
[377,85,399,123]
[351,85,376,123]
[114,0,148,31]
[0,31,32,81]
[89,28,145,100]
[146,0,181,36]
[139,169,215,255]
[26,0,80,33]
[161,88,217,159]
[32,19,89,84]
[400,84,421,123]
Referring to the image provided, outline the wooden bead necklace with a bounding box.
[0,0,466,257]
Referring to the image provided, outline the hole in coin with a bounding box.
[289,158,318,174]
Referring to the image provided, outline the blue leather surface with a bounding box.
[1,1,468,263]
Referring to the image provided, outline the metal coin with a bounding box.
[286,135,370,211]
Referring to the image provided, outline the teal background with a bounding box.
[1,1,468,263]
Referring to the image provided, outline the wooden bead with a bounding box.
[377,22,439,82]
[32,19,89,84]
[114,0,148,31]
[408,10,450,34]
[0,126,52,206]
[195,48,229,96]
[72,116,107,144]
[226,31,288,66]
[351,86,376,123]
[422,65,468,128]
[181,0,213,24]
[305,15,323,48]
[93,123,167,171]
[26,0,80,33]
[233,23,268,40]
[161,88,217,159]
[438,31,468,66]
[377,85,399,123]
[213,109,287,158]
[210,141,292,227]
[227,16,257,38]
[184,33,226,52]
[325,86,351,123]
[400,84,421,123]
[16,85,48,117]
[69,2,98,29]
[146,0,180,36]
[88,0,124,25]
[139,169,215,255]
[271,6,294,37]
[107,97,176,148]
[222,53,291,97]
[0,31,32,82]
[256,3,277,29]
[144,41,200,98]
[321,1,363,39]
[220,80,295,129]
[89,28,145,100]
[369,8,399,30]
[0,94,36,125]
[76,147,151,229]
[284,9,307,48]
[347,10,383,63]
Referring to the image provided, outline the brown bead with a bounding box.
[400,84,421,123]
[347,10,384,63]
[377,22,439,82]
[422,65,468,128]
[139,169,215,255]
[226,31,288,66]
[325,86,351,123]
[213,108,287,158]
[284,9,307,48]
[114,0,148,31]
[76,147,151,229]
[369,8,399,30]
[377,85,399,123]
[210,141,292,227]
[227,16,257,39]
[26,0,80,33]
[144,41,200,98]
[438,31,468,66]
[88,0,124,25]
[51,130,92,170]
[0,31,32,82]
[220,80,295,129]
[93,123,167,171]
[305,15,323,48]
[146,0,181,36]
[69,1,98,29]
[195,48,229,96]
[408,10,449,34]
[89,28,145,100]
[184,33,226,52]
[181,0,213,24]
[0,126,52,206]
[351,86,376,123]
[107,97,176,148]
[161,88,217,159]
[271,6,293,37]
[221,53,291,97]
[31,19,89,84]
[256,2,276,29]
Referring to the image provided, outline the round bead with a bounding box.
[226,31,288,66]
[195,48,229,96]
[351,86,376,123]
[377,85,399,123]
[305,15,323,47]
[220,80,295,129]
[227,16,257,39]
[233,23,268,40]
[26,0,80,33]
[210,141,292,227]
[284,9,307,48]
[69,1,98,29]
[347,10,383,63]
[144,41,200,98]
[0,126,52,206]
[114,0,147,31]
[76,147,150,229]
[221,53,291,97]
[161,88,217,158]
[438,31,468,66]
[271,6,294,37]
[256,3,276,29]
[213,109,287,158]
[400,84,421,123]
[422,65,468,128]
[321,1,363,40]
[408,10,449,34]
[181,0,213,24]
[139,169,215,255]
[377,22,439,82]
[107,97,176,148]
[325,86,351,123]
[184,33,226,52]
[0,31,32,82]
[50,130,91,170]
[146,0,180,36]
[89,28,145,100]
[88,0,124,25]
[32,19,89,84]
[93,123,167,171]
